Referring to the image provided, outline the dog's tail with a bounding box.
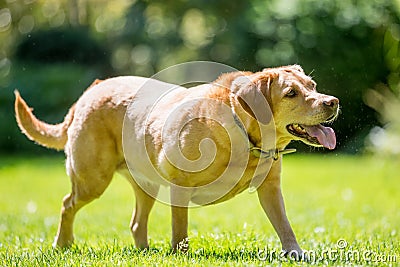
[14,91,75,151]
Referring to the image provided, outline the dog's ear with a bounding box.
[230,74,274,124]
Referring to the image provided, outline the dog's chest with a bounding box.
[189,156,273,205]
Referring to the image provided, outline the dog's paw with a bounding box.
[172,237,190,253]
[52,236,74,250]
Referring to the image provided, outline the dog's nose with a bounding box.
[323,97,339,109]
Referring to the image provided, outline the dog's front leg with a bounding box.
[257,159,302,257]
[170,185,191,252]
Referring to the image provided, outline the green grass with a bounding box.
[0,155,399,266]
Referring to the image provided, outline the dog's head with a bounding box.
[230,65,339,149]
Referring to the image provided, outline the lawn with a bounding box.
[0,154,398,266]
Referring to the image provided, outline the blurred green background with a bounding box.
[1,0,400,156]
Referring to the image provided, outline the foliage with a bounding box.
[1,0,400,153]
[15,27,109,67]
[363,24,400,158]
[0,155,398,266]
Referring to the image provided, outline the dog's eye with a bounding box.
[285,89,297,98]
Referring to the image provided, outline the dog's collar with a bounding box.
[232,112,296,160]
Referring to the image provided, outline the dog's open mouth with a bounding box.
[286,123,336,150]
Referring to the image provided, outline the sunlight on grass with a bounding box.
[0,155,398,266]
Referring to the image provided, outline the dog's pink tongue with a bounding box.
[303,125,336,150]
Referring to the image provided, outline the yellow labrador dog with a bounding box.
[15,65,339,256]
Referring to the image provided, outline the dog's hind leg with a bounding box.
[53,187,82,248]
[53,138,117,248]
[53,168,115,248]
[121,171,159,249]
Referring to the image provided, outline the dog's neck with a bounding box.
[229,94,296,159]
[229,94,263,146]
